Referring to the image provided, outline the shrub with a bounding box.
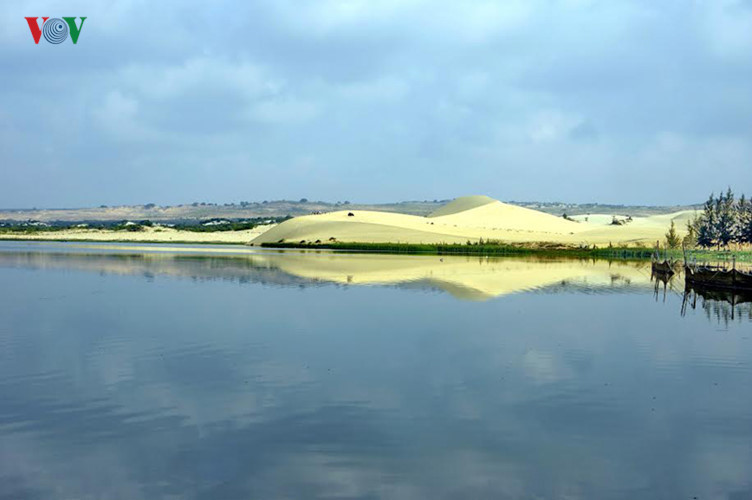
[665,220,681,249]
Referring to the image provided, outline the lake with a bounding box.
[0,241,750,499]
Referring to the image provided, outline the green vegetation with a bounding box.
[693,188,752,248]
[665,220,681,249]
[112,221,150,231]
[260,239,752,262]
[0,225,61,234]
[679,248,752,264]
[260,240,659,259]
[683,219,698,248]
[172,220,259,232]
[172,216,291,232]
[0,216,291,234]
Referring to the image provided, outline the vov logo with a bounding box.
[25,17,86,44]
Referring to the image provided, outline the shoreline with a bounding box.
[0,236,250,246]
[0,224,267,246]
[261,241,752,263]
[3,236,750,263]
[260,241,657,259]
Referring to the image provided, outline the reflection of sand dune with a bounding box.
[0,243,654,301]
[262,252,652,300]
[251,195,694,246]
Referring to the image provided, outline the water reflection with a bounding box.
[650,269,682,304]
[0,242,750,499]
[0,242,657,300]
[682,284,752,324]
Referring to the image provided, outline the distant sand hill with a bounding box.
[251,195,696,246]
[0,195,697,246]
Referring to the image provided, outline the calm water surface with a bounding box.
[0,241,750,499]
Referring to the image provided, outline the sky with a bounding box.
[1,0,752,208]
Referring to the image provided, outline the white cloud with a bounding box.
[119,57,278,101]
[527,110,584,142]
[248,98,322,124]
[337,76,410,102]
[2,0,752,206]
[92,90,149,140]
[697,0,752,59]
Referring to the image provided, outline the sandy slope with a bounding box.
[1,196,697,247]
[0,225,271,244]
[427,194,498,217]
[429,196,586,233]
[251,195,695,246]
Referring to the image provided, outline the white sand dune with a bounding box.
[0,225,271,244]
[251,195,694,247]
[1,196,696,247]
[428,196,585,233]
[566,210,696,245]
[427,194,497,217]
[572,211,696,228]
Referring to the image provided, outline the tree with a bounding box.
[683,216,698,248]
[299,198,308,203]
[739,194,752,244]
[695,188,752,247]
[665,220,681,249]
[716,188,736,247]
[696,193,718,248]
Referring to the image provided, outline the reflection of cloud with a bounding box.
[1,246,752,498]
[522,350,569,383]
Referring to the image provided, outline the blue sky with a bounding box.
[2,0,752,208]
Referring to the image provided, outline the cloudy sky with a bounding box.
[2,0,751,208]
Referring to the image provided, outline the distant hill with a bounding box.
[0,198,699,224]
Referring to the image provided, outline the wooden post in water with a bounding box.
[682,242,688,267]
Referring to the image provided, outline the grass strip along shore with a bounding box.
[260,241,752,262]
